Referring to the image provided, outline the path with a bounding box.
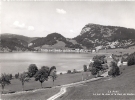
[47,71,109,100]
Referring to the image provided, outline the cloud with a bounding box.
[13,21,25,29]
[56,8,66,14]
[12,21,34,31]
[28,26,34,31]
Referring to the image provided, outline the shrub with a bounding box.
[91,60,103,76]
[93,55,106,64]
[127,52,135,66]
[15,73,19,79]
[89,62,93,71]
[73,69,77,73]
[91,67,98,75]
[83,65,87,72]
[92,60,102,70]
[108,61,120,77]
[67,70,71,74]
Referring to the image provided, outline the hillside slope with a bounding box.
[1,33,38,43]
[30,33,83,49]
[0,38,34,52]
[1,24,135,51]
[59,65,135,100]
[74,23,135,49]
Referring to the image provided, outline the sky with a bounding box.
[1,1,135,38]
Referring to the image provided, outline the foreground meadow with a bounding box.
[58,65,135,100]
[0,71,93,93]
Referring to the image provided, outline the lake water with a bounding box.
[0,52,111,75]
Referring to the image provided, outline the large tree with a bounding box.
[93,55,106,64]
[49,66,57,86]
[0,74,11,93]
[108,61,120,77]
[34,66,49,88]
[27,64,38,78]
[91,60,103,77]
[19,72,30,91]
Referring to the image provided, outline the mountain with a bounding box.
[30,32,83,49]
[74,23,135,49]
[1,33,38,43]
[1,24,135,51]
[0,38,34,52]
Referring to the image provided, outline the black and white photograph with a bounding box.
[0,0,135,100]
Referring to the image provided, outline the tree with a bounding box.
[9,74,12,80]
[91,67,98,76]
[102,63,109,72]
[89,62,93,71]
[27,64,38,78]
[67,70,71,74]
[73,69,77,73]
[93,55,106,64]
[0,73,11,93]
[60,73,63,75]
[19,72,30,91]
[83,65,87,72]
[49,66,57,87]
[108,61,120,77]
[91,60,103,77]
[15,73,19,79]
[93,60,102,69]
[127,52,135,66]
[34,66,49,88]
[49,66,56,75]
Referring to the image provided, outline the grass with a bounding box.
[1,71,96,100]
[58,65,135,100]
[99,48,135,55]
[0,72,93,94]
[1,87,60,100]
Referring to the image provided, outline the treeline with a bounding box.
[89,55,120,77]
[127,52,135,66]
[30,33,83,49]
[0,64,57,93]
[66,55,120,78]
[112,52,135,66]
[1,38,34,51]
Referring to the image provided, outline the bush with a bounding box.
[92,60,102,70]
[93,55,106,64]
[89,62,93,71]
[108,61,120,77]
[91,60,103,76]
[83,65,87,72]
[127,52,135,66]
[67,70,71,74]
[91,67,98,75]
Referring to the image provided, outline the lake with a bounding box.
[0,52,111,75]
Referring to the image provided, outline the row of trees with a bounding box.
[127,52,135,66]
[88,55,120,77]
[0,64,57,93]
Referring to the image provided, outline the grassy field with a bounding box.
[99,48,135,55]
[58,65,135,100]
[0,71,94,94]
[1,71,97,100]
[1,87,60,100]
